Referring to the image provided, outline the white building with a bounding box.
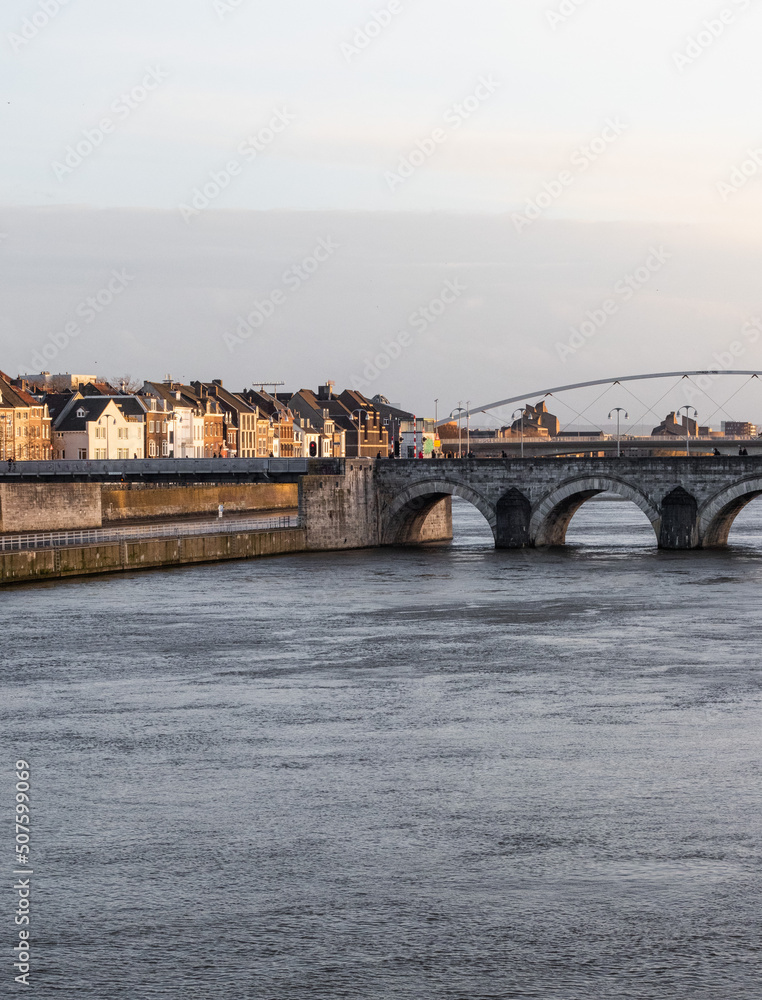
[54,396,144,460]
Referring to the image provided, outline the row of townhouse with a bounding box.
[0,372,53,460]
[2,371,395,460]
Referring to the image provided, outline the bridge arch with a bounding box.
[530,476,661,547]
[382,479,496,545]
[699,477,762,547]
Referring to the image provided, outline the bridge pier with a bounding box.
[659,487,700,549]
[495,489,531,548]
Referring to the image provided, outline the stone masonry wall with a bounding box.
[101,482,297,522]
[0,483,102,533]
[300,460,380,550]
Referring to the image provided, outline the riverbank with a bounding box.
[0,526,307,585]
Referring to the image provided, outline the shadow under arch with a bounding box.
[530,475,661,547]
[382,479,496,545]
[700,476,762,547]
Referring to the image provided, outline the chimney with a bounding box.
[318,383,334,400]
[213,379,223,387]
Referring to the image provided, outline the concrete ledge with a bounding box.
[0,528,308,586]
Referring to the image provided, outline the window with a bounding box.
[149,420,155,433]
[149,441,158,457]
[76,408,86,418]
[117,448,129,459]
[95,449,106,459]
[78,449,86,459]
[161,441,168,456]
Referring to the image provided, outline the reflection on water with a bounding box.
[1,495,761,999]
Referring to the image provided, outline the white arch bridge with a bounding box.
[375,456,762,549]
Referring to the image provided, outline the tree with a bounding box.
[107,374,142,393]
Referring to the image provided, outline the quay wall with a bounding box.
[0,481,297,533]
[0,482,102,533]
[0,527,308,585]
[101,482,297,522]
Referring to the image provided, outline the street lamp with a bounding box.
[351,408,366,458]
[512,407,525,458]
[608,408,628,458]
[465,400,471,456]
[678,405,697,456]
[449,405,466,458]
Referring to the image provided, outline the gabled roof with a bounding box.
[242,389,292,419]
[55,396,113,431]
[112,396,146,419]
[142,382,188,410]
[42,392,80,419]
[289,389,357,431]
[0,375,46,410]
[196,382,257,416]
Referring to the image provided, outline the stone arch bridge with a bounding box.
[374,457,762,549]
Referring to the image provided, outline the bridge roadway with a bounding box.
[444,436,762,458]
[374,456,762,549]
[0,457,328,483]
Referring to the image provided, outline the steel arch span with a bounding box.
[436,371,762,424]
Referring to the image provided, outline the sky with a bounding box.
[4,0,762,425]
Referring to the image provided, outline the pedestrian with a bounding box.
[218,502,224,519]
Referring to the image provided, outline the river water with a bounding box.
[2,497,761,999]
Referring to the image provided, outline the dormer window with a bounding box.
[76,407,86,418]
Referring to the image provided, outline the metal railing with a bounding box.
[0,514,301,553]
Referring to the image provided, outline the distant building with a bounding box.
[651,412,715,437]
[511,401,559,437]
[25,372,97,391]
[722,421,757,437]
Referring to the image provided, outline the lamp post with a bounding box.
[465,400,471,456]
[449,406,466,458]
[678,405,697,457]
[608,408,628,458]
[351,408,366,458]
[512,407,525,458]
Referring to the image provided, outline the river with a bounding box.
[1,496,761,999]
